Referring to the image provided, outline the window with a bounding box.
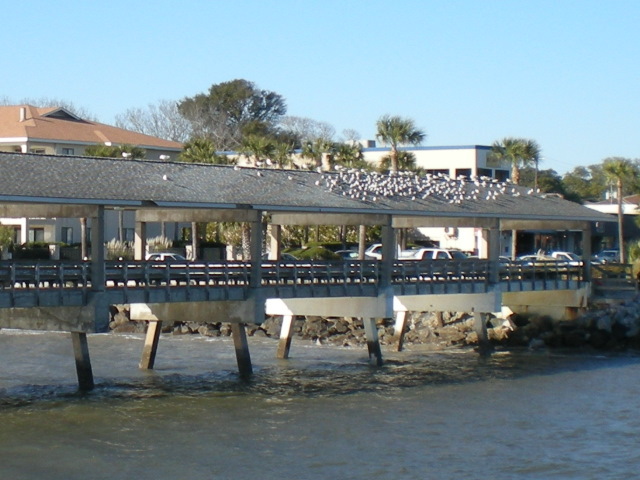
[477,168,492,178]
[494,170,510,182]
[61,227,73,244]
[29,228,45,243]
[62,148,74,155]
[29,148,45,154]
[124,228,135,243]
[455,168,472,179]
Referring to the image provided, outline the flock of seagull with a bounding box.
[312,166,537,204]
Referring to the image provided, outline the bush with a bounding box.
[288,245,340,260]
[106,239,133,260]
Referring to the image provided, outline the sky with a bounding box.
[3,0,639,174]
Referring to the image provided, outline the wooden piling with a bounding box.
[363,317,383,366]
[71,331,94,391]
[139,320,162,369]
[231,323,253,378]
[276,315,294,359]
[393,311,407,352]
[474,312,493,355]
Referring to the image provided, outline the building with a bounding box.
[586,194,640,252]
[0,105,185,251]
[0,105,182,160]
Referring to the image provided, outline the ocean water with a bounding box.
[0,330,639,480]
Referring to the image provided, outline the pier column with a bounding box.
[474,312,493,355]
[581,224,592,282]
[363,317,383,366]
[268,224,282,260]
[139,320,162,369]
[134,221,147,260]
[276,315,294,359]
[90,206,109,332]
[231,323,253,378]
[393,311,408,352]
[71,332,94,391]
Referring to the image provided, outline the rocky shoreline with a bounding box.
[109,295,640,352]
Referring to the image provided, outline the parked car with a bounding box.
[146,253,188,262]
[404,248,468,261]
[261,253,298,262]
[364,243,383,260]
[548,251,583,266]
[335,249,359,259]
[592,250,620,264]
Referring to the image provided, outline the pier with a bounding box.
[0,152,613,389]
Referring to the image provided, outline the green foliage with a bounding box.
[85,143,146,159]
[332,142,369,169]
[562,165,608,203]
[12,243,50,260]
[378,151,420,174]
[239,135,276,166]
[489,137,540,185]
[178,79,287,150]
[180,137,233,164]
[0,225,14,248]
[375,115,426,173]
[288,245,339,260]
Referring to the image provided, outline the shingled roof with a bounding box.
[0,152,614,224]
[0,105,182,151]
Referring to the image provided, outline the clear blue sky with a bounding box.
[3,0,638,174]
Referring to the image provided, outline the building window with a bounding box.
[494,170,510,182]
[455,168,472,179]
[61,227,73,244]
[29,148,45,154]
[62,148,74,155]
[425,169,449,176]
[477,168,492,178]
[29,228,45,243]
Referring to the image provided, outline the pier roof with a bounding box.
[0,152,614,226]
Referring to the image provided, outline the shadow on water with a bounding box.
[2,344,639,409]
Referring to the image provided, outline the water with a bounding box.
[1,330,639,480]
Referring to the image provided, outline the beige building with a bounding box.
[0,105,185,249]
[0,105,182,161]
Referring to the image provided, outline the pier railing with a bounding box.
[0,258,587,307]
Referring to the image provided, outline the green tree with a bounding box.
[301,138,334,170]
[562,165,608,203]
[375,115,426,173]
[489,137,540,185]
[239,134,276,167]
[603,157,639,263]
[85,143,146,159]
[179,137,232,164]
[332,142,368,170]
[378,151,419,174]
[178,79,286,150]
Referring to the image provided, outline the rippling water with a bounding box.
[1,330,639,479]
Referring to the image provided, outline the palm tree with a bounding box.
[180,137,232,164]
[523,139,542,190]
[378,150,419,173]
[603,157,638,263]
[301,138,333,170]
[375,115,425,173]
[490,137,530,185]
[239,134,275,167]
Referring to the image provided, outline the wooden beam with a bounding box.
[0,204,98,218]
[393,216,499,229]
[500,219,590,231]
[139,320,162,369]
[71,332,94,391]
[136,208,259,223]
[270,212,389,226]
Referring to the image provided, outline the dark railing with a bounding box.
[0,258,586,298]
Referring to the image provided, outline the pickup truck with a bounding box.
[401,248,468,261]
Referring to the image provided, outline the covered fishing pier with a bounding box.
[0,152,613,389]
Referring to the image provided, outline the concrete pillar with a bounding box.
[139,320,162,369]
[379,221,395,290]
[90,206,109,332]
[363,317,383,366]
[276,315,294,359]
[582,226,592,282]
[71,332,94,391]
[474,312,493,355]
[134,221,147,261]
[487,227,500,284]
[231,323,253,378]
[268,224,281,260]
[393,311,407,352]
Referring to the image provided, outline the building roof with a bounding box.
[0,105,182,151]
[0,152,615,226]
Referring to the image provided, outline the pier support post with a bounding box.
[276,315,294,359]
[139,320,162,369]
[393,311,407,352]
[71,332,94,391]
[231,323,253,378]
[363,317,383,366]
[474,312,493,355]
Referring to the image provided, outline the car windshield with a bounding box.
[450,251,468,260]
